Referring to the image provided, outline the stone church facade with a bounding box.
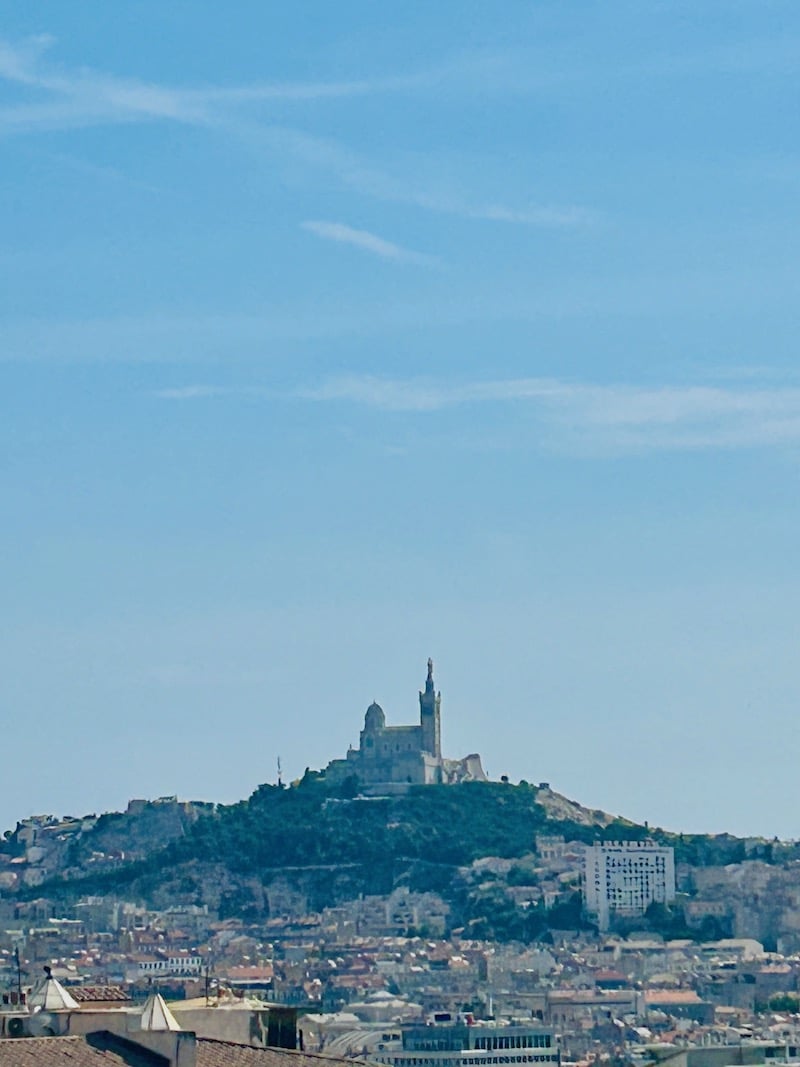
[324,660,487,793]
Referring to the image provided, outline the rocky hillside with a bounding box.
[1,772,764,943]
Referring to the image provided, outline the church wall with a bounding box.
[358,750,430,787]
[323,661,485,792]
[323,759,353,784]
[368,726,422,759]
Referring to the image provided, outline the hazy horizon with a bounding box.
[3,2,800,840]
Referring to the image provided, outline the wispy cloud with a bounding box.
[154,385,268,400]
[466,203,593,227]
[154,385,232,400]
[301,220,434,264]
[301,376,562,412]
[301,374,800,452]
[0,35,453,131]
[0,36,593,229]
[155,372,800,452]
[263,126,592,228]
[0,35,215,131]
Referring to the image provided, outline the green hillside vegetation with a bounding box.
[8,775,769,939]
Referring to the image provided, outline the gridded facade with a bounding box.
[371,1022,559,1067]
[583,840,676,931]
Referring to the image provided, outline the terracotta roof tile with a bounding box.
[644,990,703,1004]
[70,986,131,1003]
[197,1041,364,1067]
[0,1032,167,1066]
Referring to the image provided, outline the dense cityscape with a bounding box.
[2,664,800,1066]
[4,3,799,1066]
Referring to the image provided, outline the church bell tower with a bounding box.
[419,657,442,757]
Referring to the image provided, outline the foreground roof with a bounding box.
[197,1041,366,1067]
[0,1032,166,1066]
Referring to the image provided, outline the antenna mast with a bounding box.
[13,947,21,1002]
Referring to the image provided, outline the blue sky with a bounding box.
[2,2,800,838]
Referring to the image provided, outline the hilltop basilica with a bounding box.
[324,659,487,794]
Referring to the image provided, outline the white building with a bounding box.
[583,840,675,931]
[133,954,203,980]
[368,1016,559,1067]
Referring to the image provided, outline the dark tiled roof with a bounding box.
[70,986,132,1003]
[197,1042,363,1067]
[0,1033,167,1066]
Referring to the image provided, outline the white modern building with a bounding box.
[133,954,203,980]
[583,840,675,931]
[368,1015,559,1067]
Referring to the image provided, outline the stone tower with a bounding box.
[419,657,442,758]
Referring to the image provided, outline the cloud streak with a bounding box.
[153,385,242,400]
[301,374,800,452]
[153,383,282,402]
[0,35,426,120]
[263,126,592,228]
[0,36,593,230]
[155,372,800,452]
[0,36,475,131]
[301,220,434,264]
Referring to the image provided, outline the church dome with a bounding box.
[364,702,386,731]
